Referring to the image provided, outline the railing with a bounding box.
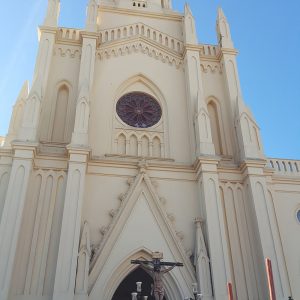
[99,22,184,54]
[268,158,300,176]
[57,28,81,42]
[200,44,220,57]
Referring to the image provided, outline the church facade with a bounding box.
[0,0,299,299]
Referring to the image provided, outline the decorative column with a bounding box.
[53,3,98,299]
[196,159,232,300]
[71,33,97,146]
[183,4,215,158]
[53,148,89,300]
[242,161,291,299]
[75,222,91,300]
[194,218,213,300]
[0,142,36,300]
[217,8,264,161]
[0,152,12,223]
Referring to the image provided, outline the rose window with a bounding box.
[116,92,162,128]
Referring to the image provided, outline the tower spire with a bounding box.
[44,0,60,27]
[216,7,233,48]
[183,3,198,44]
[86,0,99,32]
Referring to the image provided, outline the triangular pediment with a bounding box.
[97,36,183,68]
[88,168,195,299]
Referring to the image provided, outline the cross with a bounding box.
[131,252,183,300]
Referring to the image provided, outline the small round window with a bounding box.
[116,92,162,128]
[297,209,300,224]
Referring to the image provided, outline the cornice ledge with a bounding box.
[194,155,221,174]
[39,26,58,34]
[66,144,91,157]
[99,5,183,21]
[219,47,239,57]
[270,176,300,184]
[0,147,13,157]
[240,158,268,172]
[11,140,39,149]
[80,31,100,40]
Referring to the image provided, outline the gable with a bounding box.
[88,170,195,299]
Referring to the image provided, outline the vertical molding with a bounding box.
[266,190,292,296]
[53,149,89,300]
[243,162,290,299]
[43,174,67,295]
[224,186,248,299]
[235,186,259,299]
[0,145,35,300]
[0,171,10,222]
[71,35,97,146]
[197,161,232,299]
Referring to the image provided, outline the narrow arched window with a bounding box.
[207,101,223,155]
[117,134,126,155]
[129,135,138,156]
[52,85,69,143]
[141,136,149,157]
[153,137,161,157]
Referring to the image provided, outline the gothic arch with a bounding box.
[88,172,196,300]
[113,74,170,157]
[101,248,183,300]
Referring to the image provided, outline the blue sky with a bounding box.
[0,0,299,159]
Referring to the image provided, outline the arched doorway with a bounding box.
[112,267,166,300]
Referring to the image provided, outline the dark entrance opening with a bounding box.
[112,267,166,300]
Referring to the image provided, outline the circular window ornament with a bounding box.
[116,92,162,128]
[297,209,300,224]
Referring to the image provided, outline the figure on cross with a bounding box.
[131,252,183,300]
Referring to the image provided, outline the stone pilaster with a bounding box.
[53,147,89,300]
[71,33,97,146]
[0,142,36,300]
[0,150,13,222]
[183,4,215,158]
[242,161,292,299]
[196,158,232,300]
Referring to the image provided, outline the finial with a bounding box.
[86,0,98,32]
[183,3,198,44]
[216,7,234,48]
[44,0,60,27]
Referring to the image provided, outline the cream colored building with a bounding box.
[0,0,299,299]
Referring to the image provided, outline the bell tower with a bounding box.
[111,0,172,11]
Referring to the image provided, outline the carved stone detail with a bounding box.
[97,41,182,68]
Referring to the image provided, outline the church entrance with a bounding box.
[112,267,166,300]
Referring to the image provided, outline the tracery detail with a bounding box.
[116,92,162,128]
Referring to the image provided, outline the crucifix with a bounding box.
[131,252,183,300]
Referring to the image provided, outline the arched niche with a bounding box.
[51,84,69,143]
[40,80,75,144]
[206,97,228,156]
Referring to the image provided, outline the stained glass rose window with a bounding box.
[116,92,162,128]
